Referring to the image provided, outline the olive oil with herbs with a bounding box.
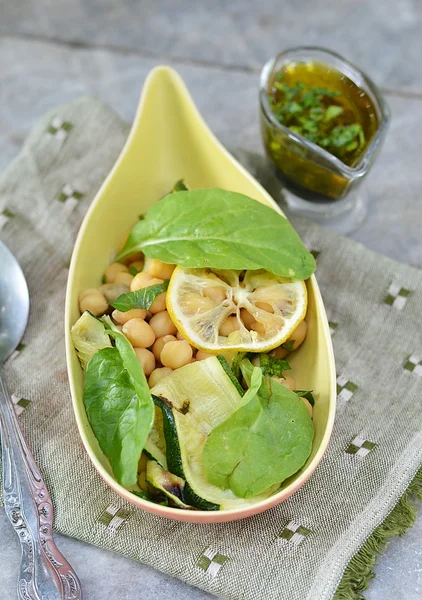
[262,60,380,202]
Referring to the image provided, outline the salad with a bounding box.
[71,183,317,511]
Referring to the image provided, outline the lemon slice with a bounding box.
[167,267,307,352]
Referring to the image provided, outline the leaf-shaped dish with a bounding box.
[65,66,336,524]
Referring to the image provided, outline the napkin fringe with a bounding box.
[334,466,422,600]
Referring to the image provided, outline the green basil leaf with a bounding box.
[203,376,313,498]
[110,280,169,312]
[116,189,315,280]
[258,354,291,378]
[84,318,154,486]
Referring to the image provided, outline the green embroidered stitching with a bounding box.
[345,436,377,457]
[197,547,229,577]
[329,321,338,335]
[0,208,15,230]
[336,376,358,401]
[403,355,422,376]
[47,118,73,137]
[57,185,85,204]
[98,504,131,530]
[279,521,311,545]
[384,283,412,310]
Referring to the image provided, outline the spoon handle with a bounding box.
[0,372,82,600]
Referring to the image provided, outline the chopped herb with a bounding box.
[111,280,169,312]
[172,179,189,192]
[259,354,291,378]
[281,340,295,352]
[268,72,366,162]
[129,264,140,276]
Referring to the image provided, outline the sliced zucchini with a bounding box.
[145,460,194,509]
[216,355,245,396]
[144,406,168,469]
[151,357,278,510]
[71,311,111,369]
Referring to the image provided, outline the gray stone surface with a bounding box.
[1,3,422,597]
[1,0,422,92]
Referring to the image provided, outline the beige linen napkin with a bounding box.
[1,97,421,600]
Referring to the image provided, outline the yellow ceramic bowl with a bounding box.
[65,66,336,524]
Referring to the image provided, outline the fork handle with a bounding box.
[0,371,82,599]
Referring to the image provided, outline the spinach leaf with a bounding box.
[203,365,313,498]
[84,319,154,486]
[258,353,291,378]
[116,189,315,281]
[111,280,169,312]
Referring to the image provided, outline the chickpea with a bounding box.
[255,301,274,313]
[112,308,147,325]
[160,341,193,369]
[273,374,296,391]
[149,291,167,314]
[196,350,215,361]
[152,334,177,361]
[100,283,129,302]
[123,251,144,265]
[289,320,308,351]
[271,346,288,360]
[176,330,186,341]
[104,262,129,283]
[219,316,240,337]
[240,308,255,329]
[203,286,226,304]
[79,291,108,316]
[148,367,173,388]
[131,272,163,292]
[114,271,134,286]
[149,311,177,338]
[79,288,102,301]
[272,320,308,358]
[145,258,176,280]
[122,318,155,348]
[134,348,156,376]
[301,396,313,418]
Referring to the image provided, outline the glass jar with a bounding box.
[259,47,390,234]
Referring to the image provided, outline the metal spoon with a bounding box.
[0,241,82,600]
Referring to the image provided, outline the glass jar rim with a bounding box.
[259,46,390,177]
